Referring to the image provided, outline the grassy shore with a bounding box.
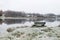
[0,26,60,40]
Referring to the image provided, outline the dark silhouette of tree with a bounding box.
[4,11,27,17]
[0,10,2,16]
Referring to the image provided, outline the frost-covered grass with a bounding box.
[0,27,60,40]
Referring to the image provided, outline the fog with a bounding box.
[0,0,60,33]
[0,0,60,14]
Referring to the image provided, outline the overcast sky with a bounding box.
[0,0,60,14]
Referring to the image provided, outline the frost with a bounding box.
[0,27,60,40]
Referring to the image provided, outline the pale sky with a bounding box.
[0,0,60,14]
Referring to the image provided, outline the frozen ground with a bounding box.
[0,21,60,33]
[0,21,60,40]
[0,27,60,40]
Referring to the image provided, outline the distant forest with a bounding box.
[0,10,60,24]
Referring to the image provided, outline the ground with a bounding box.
[0,26,60,40]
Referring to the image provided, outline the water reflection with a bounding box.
[3,19,60,27]
[0,18,59,24]
[4,19,27,24]
[4,19,56,24]
[0,18,60,27]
